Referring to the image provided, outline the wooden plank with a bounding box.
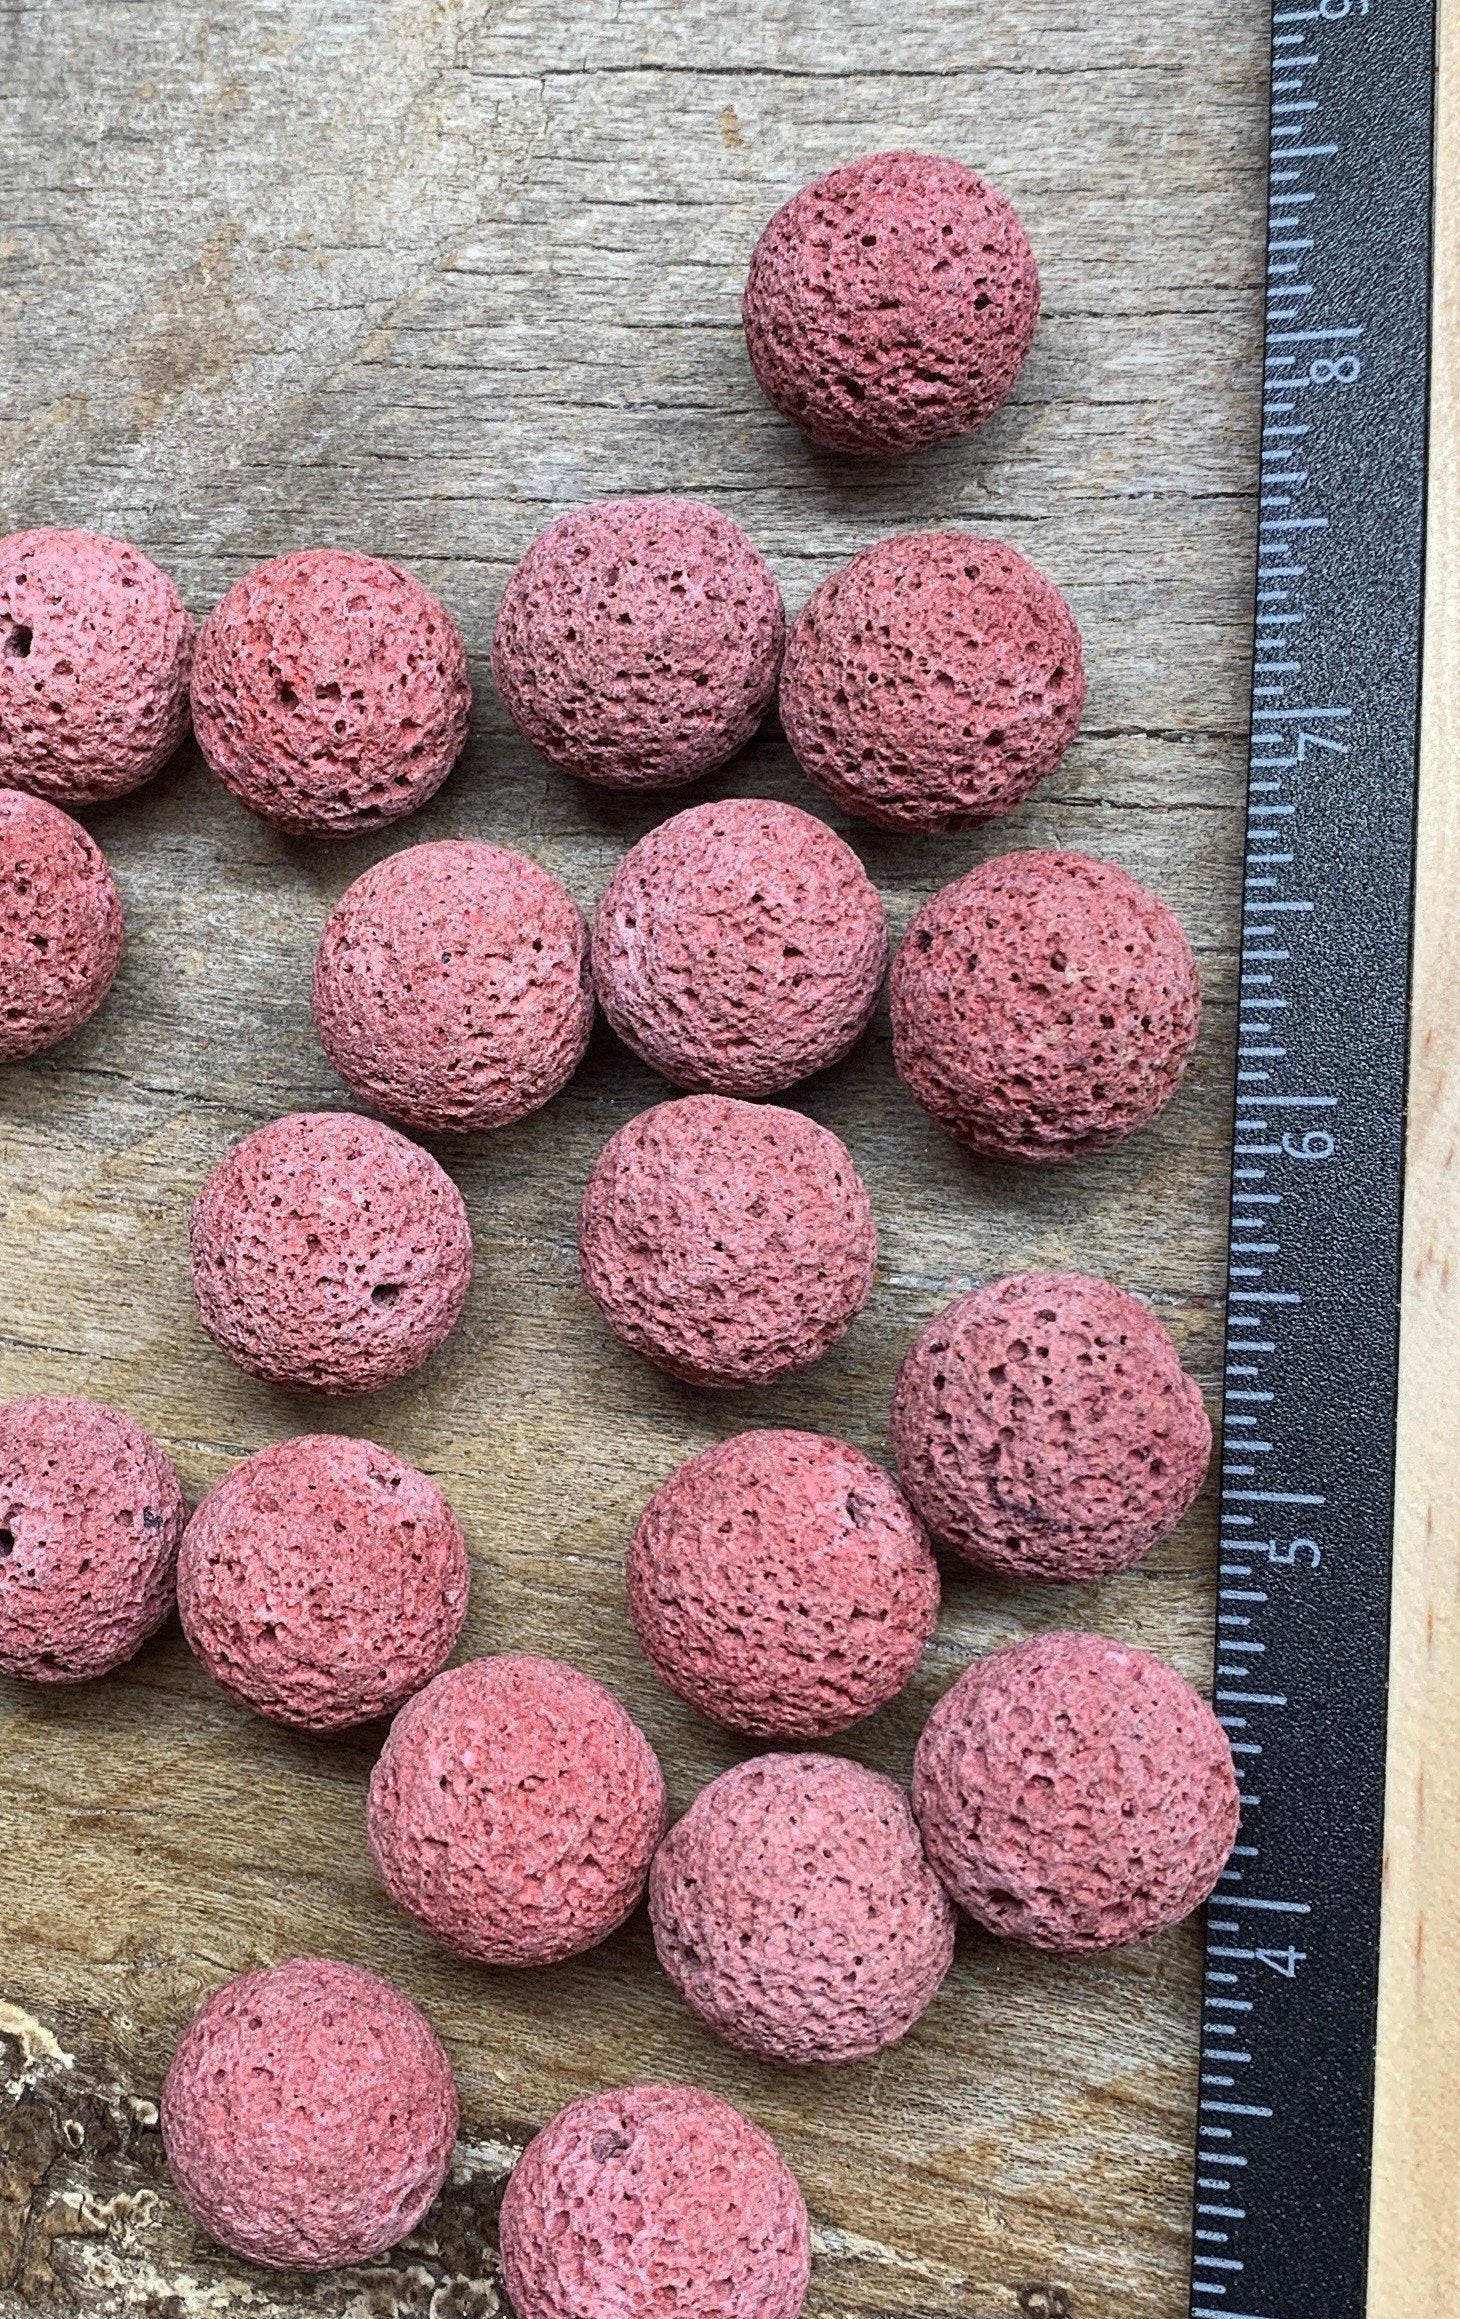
[0,5,1268,2315]
[1366,0,1460,2304]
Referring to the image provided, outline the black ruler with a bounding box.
[1187,7,1436,2318]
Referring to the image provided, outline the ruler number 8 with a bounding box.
[1318,0,1370,16]
[1308,355,1362,386]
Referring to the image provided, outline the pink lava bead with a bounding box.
[0,790,123,1060]
[579,1095,876,1389]
[742,151,1039,456]
[891,850,1202,1162]
[161,1957,457,2270]
[500,2084,810,2319]
[628,1429,938,1737]
[780,534,1084,832]
[492,498,784,792]
[190,550,470,836]
[913,1631,1240,1954]
[650,1752,956,2065]
[0,1396,186,1683]
[0,528,195,804]
[892,1272,1211,1582]
[189,1112,473,1395]
[313,840,593,1133]
[368,1655,667,1967]
[592,799,887,1097]
[178,1435,469,1730]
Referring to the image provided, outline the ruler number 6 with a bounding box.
[1282,1130,1334,1161]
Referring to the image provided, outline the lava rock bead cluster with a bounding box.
[2,140,1234,2317]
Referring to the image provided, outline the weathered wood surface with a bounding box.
[0,4,1267,2314]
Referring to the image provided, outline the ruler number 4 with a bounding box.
[1257,1946,1308,1978]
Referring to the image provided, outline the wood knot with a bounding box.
[1018,2287,1073,2319]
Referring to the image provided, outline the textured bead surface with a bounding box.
[628,1428,938,1736]
[0,789,123,1060]
[578,1094,877,1389]
[892,1272,1211,1581]
[0,528,195,804]
[492,498,784,791]
[913,1630,1240,1954]
[313,840,593,1132]
[500,2083,810,2319]
[891,849,1201,1162]
[742,151,1039,455]
[161,1957,457,2270]
[190,549,470,835]
[189,1111,473,1395]
[367,1654,667,1966]
[178,1434,469,1730]
[0,1396,185,1683]
[592,798,887,1096]
[650,1752,956,2064]
[780,533,1083,832]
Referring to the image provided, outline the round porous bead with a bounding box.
[779,533,1084,833]
[650,1752,956,2066]
[189,1112,472,1396]
[592,799,887,1097]
[742,150,1039,456]
[913,1630,1240,1955]
[0,790,123,1060]
[627,1429,938,1737]
[0,1396,186,1683]
[0,528,195,805]
[491,498,784,792]
[499,2084,810,2319]
[367,1654,667,1967]
[892,1272,1211,1583]
[891,850,1201,1162]
[313,840,593,1133]
[178,1435,469,1731]
[161,1957,457,2270]
[578,1094,876,1390]
[190,550,470,836]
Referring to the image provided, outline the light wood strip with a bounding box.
[1367,1,1460,2305]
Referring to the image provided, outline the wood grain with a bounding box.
[1367,0,1460,2305]
[0,4,1268,2314]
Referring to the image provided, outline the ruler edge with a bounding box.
[1366,0,1460,2304]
